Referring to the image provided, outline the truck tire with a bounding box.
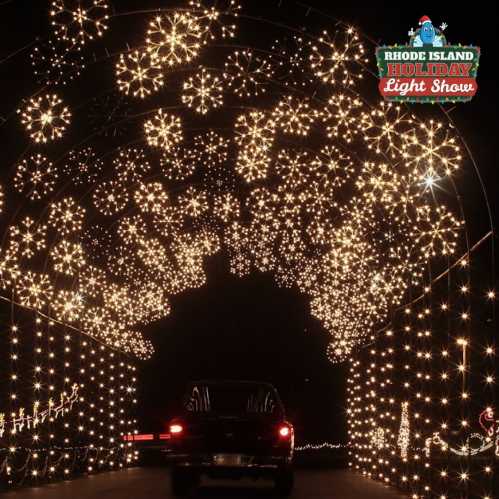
[274,467,294,496]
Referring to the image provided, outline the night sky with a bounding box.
[1,1,497,446]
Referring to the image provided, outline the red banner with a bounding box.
[379,77,478,97]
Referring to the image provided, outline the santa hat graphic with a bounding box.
[419,15,432,26]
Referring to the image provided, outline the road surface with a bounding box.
[3,467,406,499]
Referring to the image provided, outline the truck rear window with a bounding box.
[184,383,281,415]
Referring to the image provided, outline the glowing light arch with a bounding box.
[0,3,495,494]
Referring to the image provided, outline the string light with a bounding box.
[348,268,496,498]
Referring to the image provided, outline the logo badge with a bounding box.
[376,16,480,103]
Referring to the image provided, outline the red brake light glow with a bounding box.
[169,423,184,435]
[278,424,291,438]
[123,434,154,441]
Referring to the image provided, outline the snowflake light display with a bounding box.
[8,217,47,259]
[193,130,229,166]
[309,26,368,85]
[144,108,183,151]
[50,0,110,46]
[31,38,85,86]
[64,146,103,185]
[223,49,274,97]
[272,95,316,136]
[146,12,202,67]
[14,154,58,200]
[182,67,223,115]
[116,50,164,99]
[18,93,71,143]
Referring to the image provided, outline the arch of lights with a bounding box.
[0,0,495,495]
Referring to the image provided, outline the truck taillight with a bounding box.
[278,423,292,438]
[169,423,184,435]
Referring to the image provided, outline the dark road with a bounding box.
[3,468,407,499]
